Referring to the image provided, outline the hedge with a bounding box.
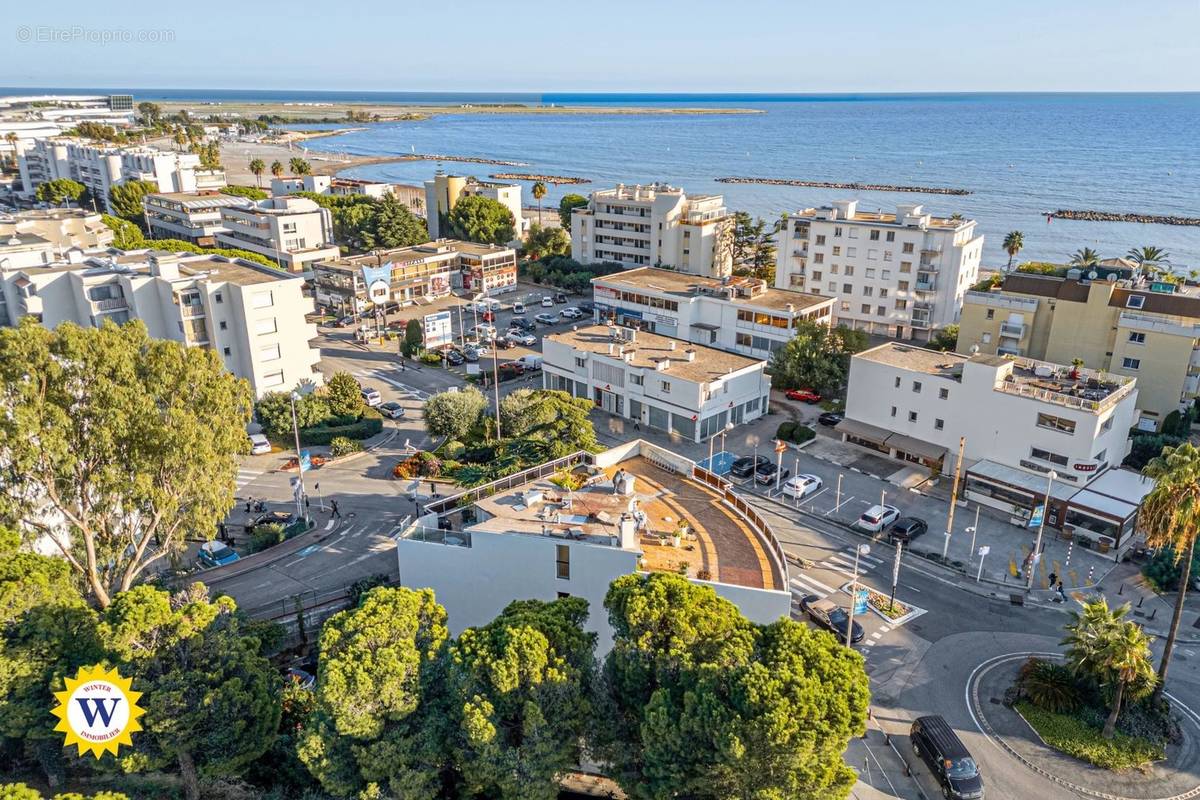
[775,421,816,445]
[299,408,383,446]
[1015,701,1163,770]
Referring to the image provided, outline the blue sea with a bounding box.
[9,89,1199,267]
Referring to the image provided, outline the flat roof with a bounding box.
[595,267,830,312]
[547,324,762,383]
[318,238,513,270]
[146,192,250,210]
[176,257,289,286]
[792,206,966,230]
[854,342,968,376]
[967,459,1079,502]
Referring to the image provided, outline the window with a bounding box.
[251,291,274,309]
[1127,295,1145,309]
[815,234,826,245]
[1101,416,1114,431]
[895,299,908,310]
[1122,357,1141,370]
[900,261,912,273]
[847,247,857,257]
[849,229,859,239]
[880,288,889,298]
[862,286,873,297]
[219,320,227,330]
[1036,413,1076,434]
[557,591,571,599]
[935,418,944,430]
[877,306,886,316]
[556,544,570,580]
[908,411,918,422]
[844,265,854,277]
[912,381,922,393]
[260,343,282,362]
[898,280,909,291]
[882,269,891,279]
[254,317,277,335]
[1128,331,1146,344]
[813,253,825,264]
[575,356,586,368]
[832,246,841,256]
[282,222,297,234]
[869,230,880,241]
[902,243,915,254]
[630,374,644,386]
[866,268,876,279]
[982,332,992,343]
[868,249,878,260]
[828,281,837,292]
[843,283,853,294]
[214,292,223,304]
[840,301,850,312]
[986,309,994,320]
[834,227,843,237]
[939,387,949,399]
[1030,446,1069,467]
[883,251,893,262]
[660,380,671,393]
[222,346,231,356]
[894,376,901,388]
[886,231,895,242]
[890,406,897,417]
[860,304,871,314]
[831,264,839,274]
[812,271,822,281]
[262,370,285,388]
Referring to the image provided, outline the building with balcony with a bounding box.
[0,208,114,265]
[774,200,983,340]
[214,196,338,272]
[270,174,397,199]
[839,342,1142,552]
[424,172,527,242]
[0,250,321,397]
[311,239,517,316]
[591,267,834,359]
[396,440,791,654]
[570,183,733,278]
[958,273,1200,431]
[143,191,252,245]
[17,138,226,213]
[542,324,771,443]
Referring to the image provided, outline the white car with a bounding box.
[560,307,583,320]
[781,474,823,499]
[512,301,526,315]
[534,312,558,325]
[541,296,554,308]
[470,324,497,341]
[248,433,271,455]
[360,387,382,407]
[379,401,406,419]
[856,504,901,533]
[506,330,536,346]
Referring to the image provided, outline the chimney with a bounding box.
[684,350,696,362]
[618,514,638,549]
[607,342,614,355]
[623,351,635,363]
[668,341,676,351]
[786,303,795,313]
[655,359,670,372]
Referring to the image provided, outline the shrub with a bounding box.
[348,574,390,608]
[248,522,286,554]
[1016,657,1081,713]
[1141,546,1200,593]
[393,460,416,480]
[776,421,797,442]
[298,408,383,446]
[443,439,467,459]
[1015,701,1163,770]
[420,351,443,365]
[775,422,815,445]
[409,450,442,477]
[329,436,363,458]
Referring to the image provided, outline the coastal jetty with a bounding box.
[1049,209,1200,227]
[490,173,591,185]
[715,177,971,196]
[312,153,528,176]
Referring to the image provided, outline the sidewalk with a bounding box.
[846,715,927,799]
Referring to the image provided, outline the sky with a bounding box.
[3,0,1199,93]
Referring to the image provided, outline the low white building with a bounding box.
[571,183,733,278]
[0,208,114,267]
[214,196,338,272]
[396,441,792,654]
[270,175,396,199]
[591,267,834,360]
[0,250,322,397]
[18,138,226,213]
[775,200,983,340]
[542,324,771,442]
[840,342,1142,551]
[143,191,252,245]
[424,172,527,241]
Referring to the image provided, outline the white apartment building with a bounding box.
[543,324,771,442]
[18,138,226,213]
[0,250,322,397]
[840,343,1142,551]
[592,267,834,360]
[215,196,338,272]
[775,200,983,340]
[571,183,733,278]
[424,172,527,241]
[397,441,791,654]
[144,191,252,245]
[270,175,395,199]
[0,208,114,269]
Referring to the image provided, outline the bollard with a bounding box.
[903,762,911,777]
[884,732,891,746]
[1118,583,1124,595]
[1064,541,1074,570]
[1150,608,1158,621]
[1137,596,1144,608]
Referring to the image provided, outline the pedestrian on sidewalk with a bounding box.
[244,497,252,513]
[1048,571,1058,589]
[1056,580,1067,602]
[331,499,341,518]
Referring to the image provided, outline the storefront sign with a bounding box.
[423,311,453,349]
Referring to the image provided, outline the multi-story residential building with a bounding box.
[397,440,791,654]
[571,183,733,278]
[543,324,771,442]
[143,191,252,245]
[270,175,396,199]
[591,267,834,360]
[0,251,321,397]
[214,196,338,272]
[424,172,527,241]
[839,342,1142,553]
[18,138,226,213]
[775,200,983,340]
[958,273,1200,431]
[312,239,517,316]
[0,208,114,267]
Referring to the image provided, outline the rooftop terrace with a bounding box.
[596,267,829,312]
[546,324,762,383]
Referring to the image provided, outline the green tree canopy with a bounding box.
[557,193,588,229]
[103,585,280,800]
[35,178,87,207]
[929,324,959,353]
[403,318,423,357]
[254,390,331,439]
[447,195,516,246]
[449,597,595,800]
[1002,230,1024,270]
[248,158,266,187]
[108,180,158,225]
[362,194,428,250]
[100,214,145,249]
[270,160,284,178]
[0,785,129,800]
[499,389,598,455]
[523,223,570,260]
[424,388,487,441]
[325,371,364,418]
[289,158,311,176]
[767,320,869,394]
[0,320,252,607]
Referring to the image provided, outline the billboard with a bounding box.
[423,311,453,349]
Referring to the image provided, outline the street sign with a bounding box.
[774,439,787,454]
[853,588,869,615]
[299,449,311,473]
[1027,504,1044,528]
[423,310,453,349]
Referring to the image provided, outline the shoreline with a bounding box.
[716,176,971,196]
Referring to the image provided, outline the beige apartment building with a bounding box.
[424,172,527,242]
[214,196,339,272]
[959,273,1200,430]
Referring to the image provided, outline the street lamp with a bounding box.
[289,391,308,520]
[1026,470,1057,591]
[846,543,870,647]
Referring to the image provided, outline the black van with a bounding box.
[909,715,984,799]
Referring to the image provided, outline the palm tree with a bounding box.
[289,157,311,177]
[4,132,17,170]
[270,160,284,179]
[173,130,187,152]
[1002,231,1024,271]
[531,181,547,224]
[1062,597,1156,738]
[248,158,266,188]
[1069,247,1100,268]
[1127,246,1171,279]
[1140,442,1200,702]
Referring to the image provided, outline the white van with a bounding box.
[248,433,271,455]
[518,354,543,371]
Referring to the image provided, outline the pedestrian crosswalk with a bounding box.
[235,466,264,494]
[354,369,430,401]
[788,546,885,603]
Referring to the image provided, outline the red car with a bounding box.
[786,388,821,403]
[481,310,496,322]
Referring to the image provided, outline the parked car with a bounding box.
[910,715,985,800]
[560,307,584,320]
[245,510,298,535]
[248,433,272,455]
[541,296,554,308]
[480,310,496,323]
[518,354,543,371]
[890,517,929,544]
[446,349,466,366]
[198,540,240,568]
[379,401,406,419]
[331,316,355,328]
[729,455,769,479]
[554,292,568,304]
[510,317,536,332]
[512,301,526,314]
[500,360,525,371]
[754,461,790,486]
[534,312,557,325]
[578,300,595,314]
[507,330,536,346]
[470,324,497,340]
[781,474,823,499]
[360,387,382,407]
[856,504,901,533]
[818,411,845,427]
[799,595,864,644]
[785,388,822,403]
[494,336,516,350]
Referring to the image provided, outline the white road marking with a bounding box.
[820,560,859,580]
[324,520,335,531]
[824,494,855,516]
[870,631,882,640]
[791,574,836,596]
[844,548,884,568]
[235,467,264,492]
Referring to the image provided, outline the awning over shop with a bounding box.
[689,322,721,331]
[966,459,1078,502]
[885,433,948,462]
[835,418,894,445]
[1067,489,1138,522]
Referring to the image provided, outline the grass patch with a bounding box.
[1015,701,1163,771]
[865,588,910,620]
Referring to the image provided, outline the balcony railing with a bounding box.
[180,303,205,318]
[915,280,936,292]
[91,296,127,312]
[999,322,1025,338]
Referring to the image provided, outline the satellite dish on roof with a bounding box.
[1087,270,1098,280]
[969,345,980,355]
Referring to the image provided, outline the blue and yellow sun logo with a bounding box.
[51,664,145,758]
